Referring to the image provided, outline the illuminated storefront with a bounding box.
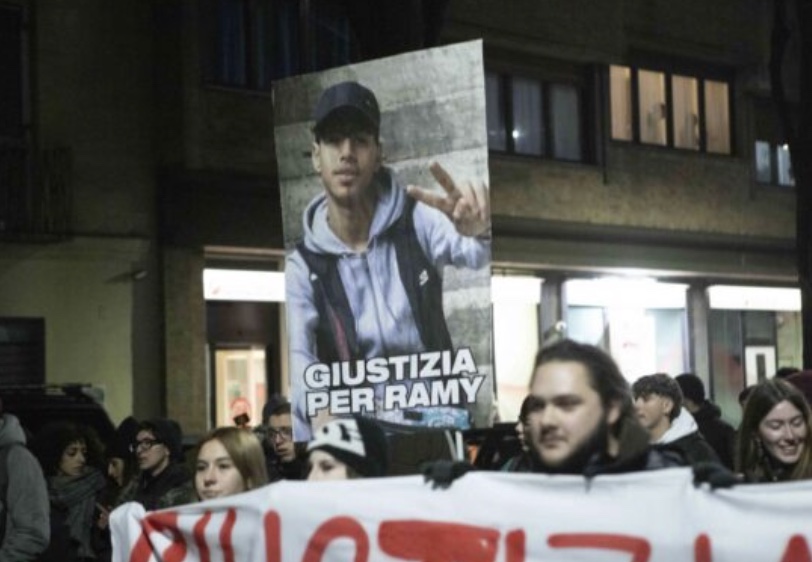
[204,267,801,428]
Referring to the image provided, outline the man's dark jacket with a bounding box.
[659,430,721,466]
[692,401,736,469]
[504,416,685,477]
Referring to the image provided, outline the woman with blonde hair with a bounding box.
[736,378,812,483]
[195,427,269,500]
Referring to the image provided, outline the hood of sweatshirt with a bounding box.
[301,168,405,254]
[656,407,699,445]
[0,413,27,448]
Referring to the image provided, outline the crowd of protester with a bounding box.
[2,338,812,560]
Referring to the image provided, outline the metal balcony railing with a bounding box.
[0,144,73,239]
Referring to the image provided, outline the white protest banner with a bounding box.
[111,468,812,562]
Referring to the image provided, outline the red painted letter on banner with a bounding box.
[549,533,650,562]
[302,516,369,562]
[379,520,500,562]
[129,511,187,562]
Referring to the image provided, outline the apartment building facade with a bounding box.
[0,0,799,432]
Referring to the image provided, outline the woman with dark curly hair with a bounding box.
[30,421,109,561]
[736,378,812,483]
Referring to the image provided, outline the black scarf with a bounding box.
[50,468,107,559]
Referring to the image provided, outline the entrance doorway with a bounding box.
[213,346,267,428]
[206,300,281,429]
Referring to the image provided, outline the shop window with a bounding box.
[567,306,607,347]
[204,270,285,429]
[610,64,732,155]
[213,346,267,428]
[491,275,542,422]
[565,278,688,381]
[708,309,744,426]
[743,310,776,344]
[486,70,587,162]
[708,285,802,426]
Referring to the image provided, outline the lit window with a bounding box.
[609,64,731,155]
[776,144,794,186]
[638,70,667,146]
[672,75,699,150]
[705,80,730,154]
[752,97,796,187]
[754,140,794,187]
[610,66,632,141]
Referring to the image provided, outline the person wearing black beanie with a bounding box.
[106,416,139,489]
[115,418,195,510]
[675,373,736,469]
[307,416,389,480]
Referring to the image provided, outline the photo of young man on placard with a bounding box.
[273,41,493,440]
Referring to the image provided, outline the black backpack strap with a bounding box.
[391,197,453,351]
[296,241,359,362]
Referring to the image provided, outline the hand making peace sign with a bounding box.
[406,162,490,238]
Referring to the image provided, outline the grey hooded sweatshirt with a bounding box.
[0,413,50,562]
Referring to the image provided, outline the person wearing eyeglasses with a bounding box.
[116,418,195,511]
[265,402,306,481]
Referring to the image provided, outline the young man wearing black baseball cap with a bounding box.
[286,81,491,440]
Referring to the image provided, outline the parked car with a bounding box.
[0,383,117,450]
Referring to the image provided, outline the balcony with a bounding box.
[0,144,73,241]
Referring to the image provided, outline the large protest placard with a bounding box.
[273,41,493,441]
[112,468,812,561]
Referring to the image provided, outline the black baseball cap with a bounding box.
[312,81,380,135]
